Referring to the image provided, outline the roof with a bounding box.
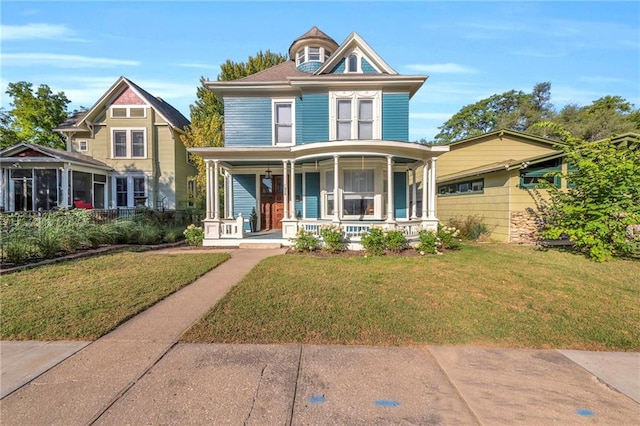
[288,26,339,58]
[233,61,309,83]
[448,128,563,149]
[0,142,114,170]
[55,76,190,133]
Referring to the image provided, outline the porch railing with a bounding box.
[220,215,245,239]
[299,219,423,240]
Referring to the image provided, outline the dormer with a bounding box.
[289,26,339,73]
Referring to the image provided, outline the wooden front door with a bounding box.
[260,175,284,230]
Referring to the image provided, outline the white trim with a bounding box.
[109,105,148,119]
[329,90,381,141]
[78,140,88,152]
[315,32,397,75]
[112,173,148,208]
[271,98,296,146]
[111,127,147,159]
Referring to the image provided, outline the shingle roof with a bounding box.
[288,26,339,58]
[233,61,308,83]
[54,112,86,131]
[123,78,190,129]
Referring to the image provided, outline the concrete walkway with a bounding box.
[1,247,639,425]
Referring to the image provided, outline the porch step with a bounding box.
[238,242,283,249]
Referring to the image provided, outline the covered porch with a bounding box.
[189,141,448,248]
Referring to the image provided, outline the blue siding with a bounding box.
[224,97,271,147]
[382,93,409,141]
[329,58,345,73]
[297,62,323,73]
[296,94,329,144]
[304,172,320,219]
[233,174,256,231]
[394,172,407,219]
[361,57,377,74]
[295,173,303,218]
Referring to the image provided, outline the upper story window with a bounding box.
[330,91,381,140]
[296,46,331,66]
[519,159,562,188]
[110,106,146,119]
[272,99,295,145]
[347,54,358,73]
[112,128,147,159]
[78,140,88,152]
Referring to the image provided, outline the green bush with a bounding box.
[416,230,438,254]
[3,241,35,265]
[320,225,346,253]
[448,215,492,241]
[385,229,408,253]
[438,225,462,250]
[183,224,204,246]
[291,228,319,252]
[360,228,386,256]
[162,226,184,243]
[138,224,163,245]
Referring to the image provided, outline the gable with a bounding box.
[328,51,380,74]
[438,134,561,178]
[112,87,146,105]
[316,32,397,75]
[14,148,49,158]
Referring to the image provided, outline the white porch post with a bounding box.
[386,155,395,224]
[228,171,234,218]
[282,160,289,220]
[60,164,70,208]
[421,160,428,220]
[213,160,220,221]
[428,158,437,219]
[205,160,212,219]
[333,155,340,223]
[290,160,296,219]
[411,168,418,219]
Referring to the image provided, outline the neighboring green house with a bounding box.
[434,129,639,243]
[188,27,449,247]
[0,77,195,212]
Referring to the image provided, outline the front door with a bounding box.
[260,175,284,230]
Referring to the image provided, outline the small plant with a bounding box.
[290,228,319,252]
[360,228,386,256]
[448,215,492,241]
[163,226,184,243]
[438,225,462,250]
[416,229,438,254]
[320,225,346,253]
[385,229,407,253]
[183,224,204,246]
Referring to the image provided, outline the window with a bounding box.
[347,54,358,72]
[325,170,334,217]
[295,46,331,66]
[78,140,88,152]
[343,169,375,216]
[116,177,128,207]
[330,91,381,140]
[336,100,352,139]
[519,159,561,188]
[114,175,147,207]
[272,100,295,145]
[438,179,484,196]
[308,47,321,61]
[110,106,146,118]
[112,128,146,158]
[133,177,145,198]
[187,179,197,207]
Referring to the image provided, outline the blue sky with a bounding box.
[2,1,639,141]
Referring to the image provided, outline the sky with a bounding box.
[1,1,639,141]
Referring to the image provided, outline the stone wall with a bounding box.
[510,210,543,244]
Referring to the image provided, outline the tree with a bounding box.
[181,50,288,203]
[434,82,554,144]
[2,82,70,149]
[533,123,640,261]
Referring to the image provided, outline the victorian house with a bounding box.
[189,27,448,247]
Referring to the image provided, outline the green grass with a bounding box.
[182,244,640,350]
[1,251,230,340]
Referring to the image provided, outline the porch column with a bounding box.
[421,160,428,220]
[428,158,437,219]
[290,160,296,219]
[60,164,70,208]
[282,160,289,220]
[333,155,340,223]
[411,168,418,219]
[227,171,234,218]
[205,160,212,219]
[213,160,220,221]
[386,155,395,223]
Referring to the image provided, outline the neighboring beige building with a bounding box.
[1,77,194,212]
[434,129,567,243]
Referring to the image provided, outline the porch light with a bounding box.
[265,163,272,179]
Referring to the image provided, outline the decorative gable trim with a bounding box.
[315,32,397,75]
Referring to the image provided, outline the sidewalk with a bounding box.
[1,247,639,425]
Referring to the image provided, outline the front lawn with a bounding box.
[1,251,229,340]
[182,244,640,350]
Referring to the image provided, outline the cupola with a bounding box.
[289,26,339,73]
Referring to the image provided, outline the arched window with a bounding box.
[347,54,358,72]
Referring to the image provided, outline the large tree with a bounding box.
[181,50,288,203]
[2,81,70,149]
[434,82,554,144]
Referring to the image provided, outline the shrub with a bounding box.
[385,229,408,253]
[3,241,35,265]
[416,230,438,254]
[163,226,184,243]
[320,225,346,253]
[360,228,386,256]
[438,225,462,250]
[448,215,492,241]
[138,224,163,245]
[184,224,204,246]
[291,228,319,252]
